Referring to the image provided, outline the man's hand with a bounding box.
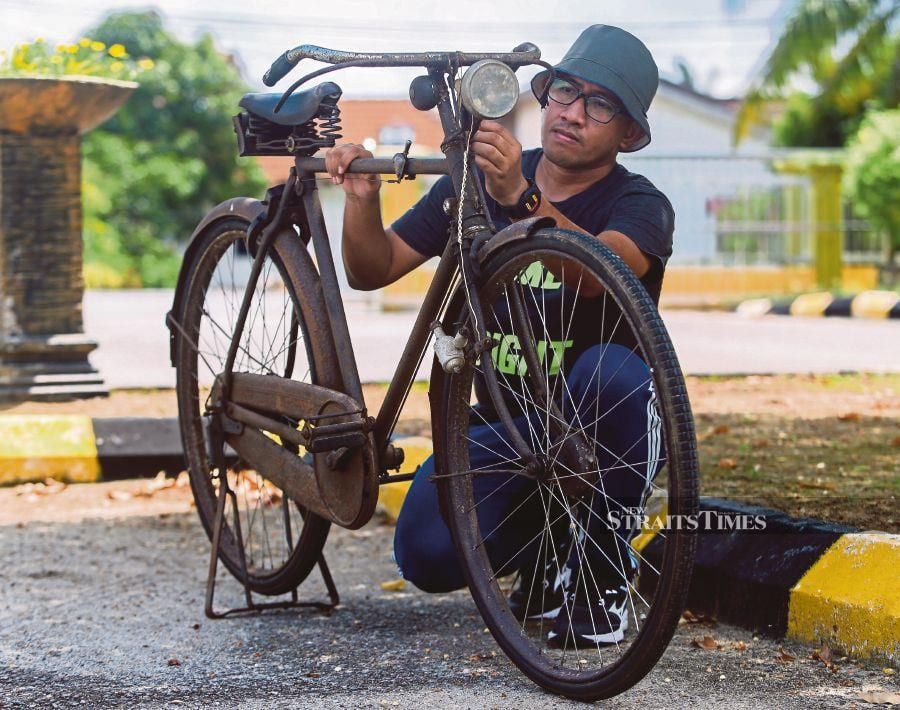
[324,143,381,200]
[471,120,528,207]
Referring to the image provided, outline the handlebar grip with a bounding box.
[263,52,297,86]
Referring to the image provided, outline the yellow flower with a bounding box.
[138,58,155,70]
[50,55,63,64]
[90,41,105,52]
[56,44,67,53]
[35,37,45,44]
[79,37,91,47]
[67,44,79,54]
[108,43,127,59]
[110,61,124,72]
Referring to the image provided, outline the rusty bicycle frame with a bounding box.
[169,42,592,615]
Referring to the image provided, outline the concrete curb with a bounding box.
[2,418,897,664]
[658,498,899,664]
[737,290,900,318]
[0,415,184,485]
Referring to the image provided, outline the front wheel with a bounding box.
[436,228,698,700]
[174,216,334,596]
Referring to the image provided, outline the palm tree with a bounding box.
[735,0,899,146]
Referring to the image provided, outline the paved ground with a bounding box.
[0,481,897,709]
[83,290,900,390]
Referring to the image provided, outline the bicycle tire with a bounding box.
[174,216,333,596]
[435,227,698,700]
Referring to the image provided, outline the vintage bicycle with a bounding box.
[166,40,698,701]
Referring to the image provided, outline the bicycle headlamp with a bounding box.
[459,59,519,119]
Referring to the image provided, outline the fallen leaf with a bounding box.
[856,690,900,705]
[468,652,492,662]
[691,635,720,651]
[107,490,133,501]
[379,579,406,591]
[137,471,176,497]
[698,425,731,442]
[892,436,900,447]
[717,458,738,470]
[305,672,321,678]
[775,647,795,663]
[838,412,861,422]
[731,641,748,651]
[680,609,717,625]
[167,658,181,666]
[885,668,896,676]
[811,643,836,670]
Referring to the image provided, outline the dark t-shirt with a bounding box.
[391,148,674,406]
[393,148,674,301]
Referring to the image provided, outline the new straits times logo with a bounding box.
[608,508,768,532]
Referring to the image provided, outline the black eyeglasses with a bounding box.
[546,77,621,124]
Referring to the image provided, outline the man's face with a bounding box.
[539,74,642,170]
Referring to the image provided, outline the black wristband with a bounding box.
[501,180,542,220]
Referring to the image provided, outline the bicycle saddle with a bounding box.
[239,81,342,126]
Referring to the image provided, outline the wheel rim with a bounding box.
[178,224,322,589]
[442,239,697,697]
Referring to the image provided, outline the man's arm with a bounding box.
[325,144,428,291]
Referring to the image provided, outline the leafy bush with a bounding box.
[843,109,900,263]
[78,11,268,288]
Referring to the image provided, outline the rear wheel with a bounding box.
[174,216,333,595]
[437,228,698,700]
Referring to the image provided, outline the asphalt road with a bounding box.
[84,290,900,390]
[1,482,896,708]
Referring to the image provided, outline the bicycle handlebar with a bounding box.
[263,42,541,86]
[293,156,449,175]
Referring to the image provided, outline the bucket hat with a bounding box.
[531,25,659,152]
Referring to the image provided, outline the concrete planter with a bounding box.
[0,76,136,401]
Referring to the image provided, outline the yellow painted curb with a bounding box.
[851,290,900,319]
[788,533,900,661]
[0,415,100,485]
[789,291,833,317]
[377,436,432,522]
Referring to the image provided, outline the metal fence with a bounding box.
[619,153,880,267]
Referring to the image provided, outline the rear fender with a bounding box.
[166,197,266,366]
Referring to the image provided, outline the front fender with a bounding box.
[166,197,266,367]
[475,215,556,266]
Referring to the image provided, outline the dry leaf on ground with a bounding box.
[16,479,67,497]
[379,579,406,591]
[731,641,748,651]
[811,643,836,671]
[775,647,796,663]
[717,458,738,470]
[690,635,720,651]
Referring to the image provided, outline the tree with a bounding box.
[842,109,900,265]
[83,11,267,286]
[735,0,899,147]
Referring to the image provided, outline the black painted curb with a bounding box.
[680,498,854,636]
[93,417,184,478]
[739,291,900,318]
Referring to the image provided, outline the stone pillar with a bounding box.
[0,77,135,401]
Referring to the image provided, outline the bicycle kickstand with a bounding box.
[203,415,340,619]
